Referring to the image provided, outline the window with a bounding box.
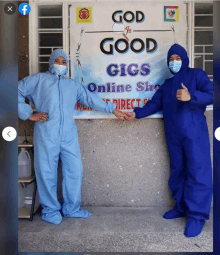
[29,2,70,76]
[194,2,213,81]
[38,5,63,73]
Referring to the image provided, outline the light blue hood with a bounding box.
[49,49,69,76]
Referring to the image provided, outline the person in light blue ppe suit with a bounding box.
[125,44,213,238]
[18,49,126,225]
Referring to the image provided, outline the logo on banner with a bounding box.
[77,7,92,23]
[164,6,179,21]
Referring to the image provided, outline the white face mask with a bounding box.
[54,64,67,75]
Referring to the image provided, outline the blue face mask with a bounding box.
[169,60,182,73]
[54,64,67,76]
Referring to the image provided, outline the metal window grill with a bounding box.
[194,2,213,110]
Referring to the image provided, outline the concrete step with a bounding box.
[18,206,213,253]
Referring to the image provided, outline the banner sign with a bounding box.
[70,2,187,118]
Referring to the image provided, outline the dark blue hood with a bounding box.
[167,44,189,75]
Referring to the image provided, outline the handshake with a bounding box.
[29,109,136,123]
[113,109,136,122]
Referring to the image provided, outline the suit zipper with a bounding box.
[58,75,63,136]
[172,75,176,136]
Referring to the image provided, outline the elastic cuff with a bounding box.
[189,91,196,104]
[111,103,116,113]
[26,110,34,120]
[133,107,141,119]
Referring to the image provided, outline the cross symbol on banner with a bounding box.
[125,26,132,35]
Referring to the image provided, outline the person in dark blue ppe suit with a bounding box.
[18,49,126,225]
[125,44,213,238]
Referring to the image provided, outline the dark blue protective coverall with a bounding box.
[134,44,213,221]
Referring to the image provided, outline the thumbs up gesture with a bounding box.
[176,83,191,102]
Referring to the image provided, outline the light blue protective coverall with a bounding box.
[134,44,213,222]
[18,49,116,224]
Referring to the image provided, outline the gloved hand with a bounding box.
[176,83,191,101]
[29,112,48,123]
